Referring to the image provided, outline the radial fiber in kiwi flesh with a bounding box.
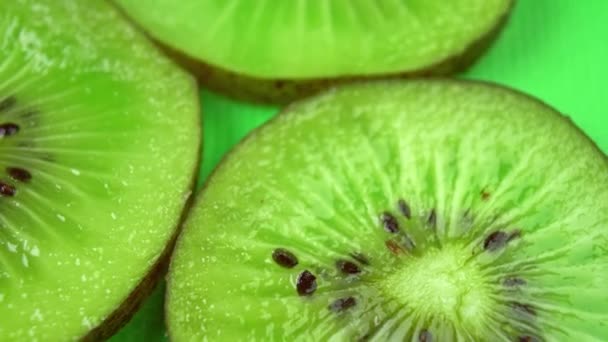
[0,0,199,340]
[114,0,513,103]
[167,80,608,341]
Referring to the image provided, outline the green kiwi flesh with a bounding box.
[167,80,608,341]
[0,0,199,340]
[114,0,513,104]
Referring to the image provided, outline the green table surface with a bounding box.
[111,1,608,340]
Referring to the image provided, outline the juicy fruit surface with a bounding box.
[168,81,608,341]
[0,0,199,340]
[115,0,511,78]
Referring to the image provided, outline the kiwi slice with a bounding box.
[0,0,199,340]
[114,0,513,103]
[167,80,608,340]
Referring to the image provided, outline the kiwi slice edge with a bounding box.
[114,0,514,104]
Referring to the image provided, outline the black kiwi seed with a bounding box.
[483,231,510,252]
[0,123,19,137]
[0,96,16,112]
[328,296,356,313]
[511,302,536,316]
[503,277,526,287]
[7,167,32,183]
[296,270,317,296]
[418,329,433,342]
[349,252,370,266]
[397,199,411,219]
[336,259,361,275]
[272,248,298,268]
[0,181,16,197]
[519,335,539,342]
[380,212,399,233]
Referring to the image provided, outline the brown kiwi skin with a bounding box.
[80,79,202,341]
[164,78,606,341]
[151,0,515,105]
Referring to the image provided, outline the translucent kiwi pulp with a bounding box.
[167,80,608,341]
[0,0,199,340]
[114,0,513,103]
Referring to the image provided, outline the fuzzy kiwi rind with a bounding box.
[115,1,514,105]
[166,78,608,340]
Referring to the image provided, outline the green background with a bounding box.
[111,1,608,340]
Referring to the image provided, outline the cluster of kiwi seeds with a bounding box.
[270,196,538,342]
[162,76,608,341]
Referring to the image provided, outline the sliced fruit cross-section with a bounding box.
[115,0,513,102]
[0,0,200,340]
[167,80,608,341]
